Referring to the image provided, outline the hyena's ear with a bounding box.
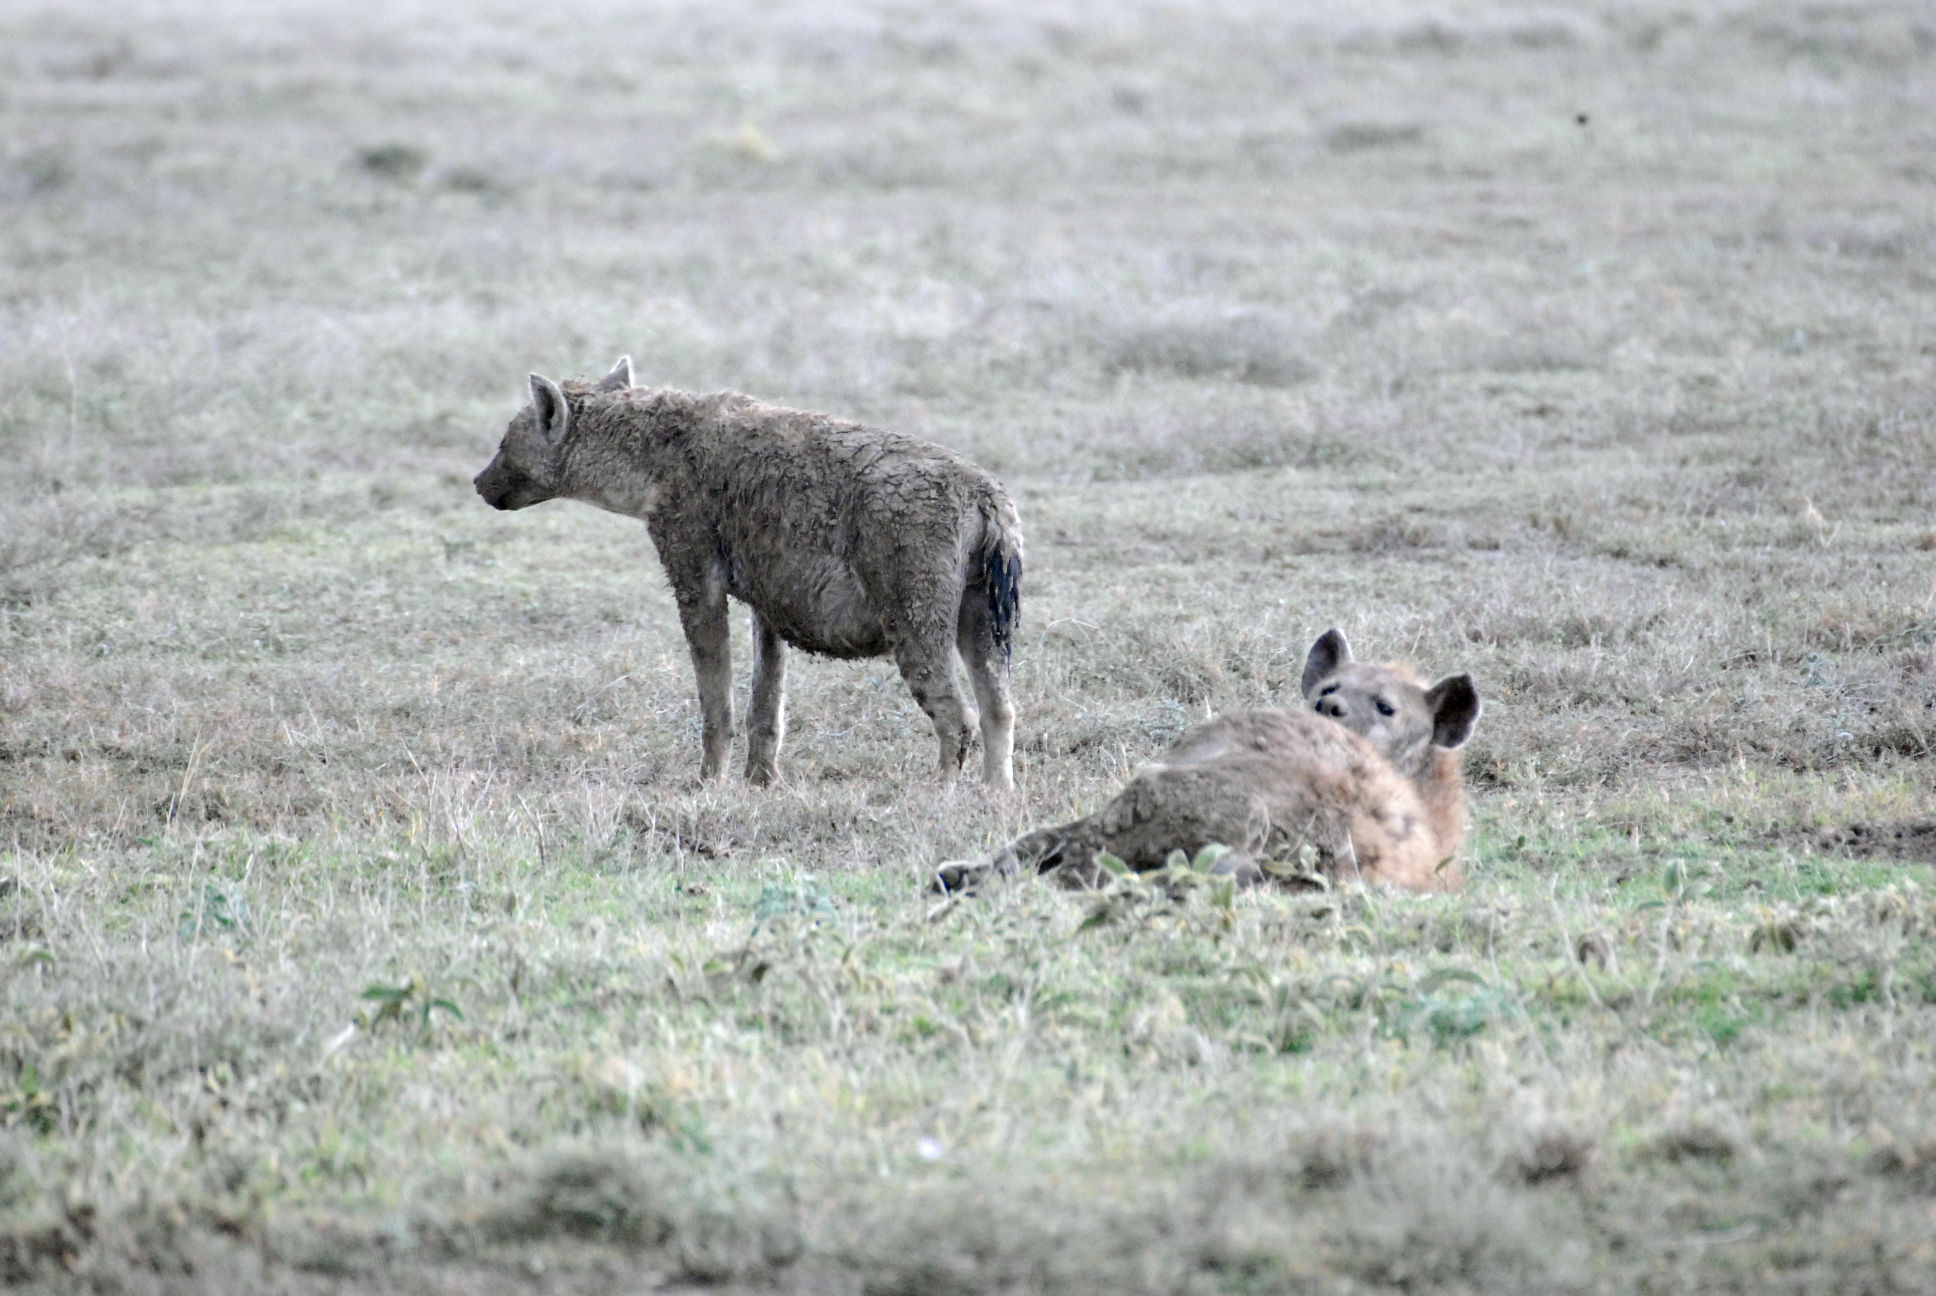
[1424,674,1480,749]
[595,356,634,392]
[528,373,569,443]
[1301,628,1352,698]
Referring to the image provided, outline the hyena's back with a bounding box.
[700,400,1019,660]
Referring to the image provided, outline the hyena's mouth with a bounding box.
[474,465,537,510]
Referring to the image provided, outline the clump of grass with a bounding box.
[5,148,70,197]
[356,142,430,182]
[1506,1123,1598,1184]
[1322,119,1427,152]
[481,1146,672,1247]
[1103,312,1315,389]
[1481,341,1600,374]
[478,1141,801,1281]
[1866,1130,1936,1192]
[0,497,129,607]
[437,165,508,197]
[1648,1113,1748,1164]
[851,1176,1133,1295]
[1329,1146,1573,1292]
[851,1124,1579,1295]
[1123,624,1226,705]
[1083,404,1359,478]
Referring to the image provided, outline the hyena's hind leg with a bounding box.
[891,630,975,781]
[1091,767,1273,877]
[956,591,1016,790]
[745,610,787,786]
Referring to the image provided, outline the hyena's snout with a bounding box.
[473,461,521,510]
[1315,696,1347,721]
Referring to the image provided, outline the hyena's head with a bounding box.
[473,357,632,510]
[1300,628,1480,780]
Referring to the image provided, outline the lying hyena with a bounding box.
[936,629,1478,892]
[474,358,1023,788]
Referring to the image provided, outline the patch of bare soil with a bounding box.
[1807,821,1936,865]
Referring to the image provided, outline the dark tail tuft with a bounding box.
[983,535,1022,663]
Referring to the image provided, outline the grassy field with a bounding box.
[4,0,1936,1290]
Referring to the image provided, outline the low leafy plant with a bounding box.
[358,974,463,1037]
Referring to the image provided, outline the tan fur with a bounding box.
[474,358,1023,788]
[938,629,1478,893]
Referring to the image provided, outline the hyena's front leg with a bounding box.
[675,588,733,782]
[745,610,787,786]
[931,816,1108,894]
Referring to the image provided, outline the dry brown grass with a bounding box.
[4,0,1936,1290]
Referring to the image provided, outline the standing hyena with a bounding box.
[473,358,1023,789]
[937,629,1478,892]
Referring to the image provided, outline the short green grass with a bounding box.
[4,1,1936,1291]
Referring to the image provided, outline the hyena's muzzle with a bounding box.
[473,456,542,511]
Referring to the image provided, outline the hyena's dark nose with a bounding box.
[1316,697,1346,720]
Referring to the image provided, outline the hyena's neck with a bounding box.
[563,396,685,520]
[1415,747,1467,857]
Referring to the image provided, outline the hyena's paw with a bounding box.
[931,860,987,894]
[931,847,1019,895]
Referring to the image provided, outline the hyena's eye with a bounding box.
[1319,684,1339,696]
[1375,698,1395,716]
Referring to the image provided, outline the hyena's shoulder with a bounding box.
[1162,706,1370,769]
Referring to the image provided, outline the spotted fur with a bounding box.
[475,358,1023,788]
[939,629,1477,892]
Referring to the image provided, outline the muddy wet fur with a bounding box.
[475,358,1023,788]
[939,629,1479,892]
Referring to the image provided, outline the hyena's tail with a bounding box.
[979,499,1023,663]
